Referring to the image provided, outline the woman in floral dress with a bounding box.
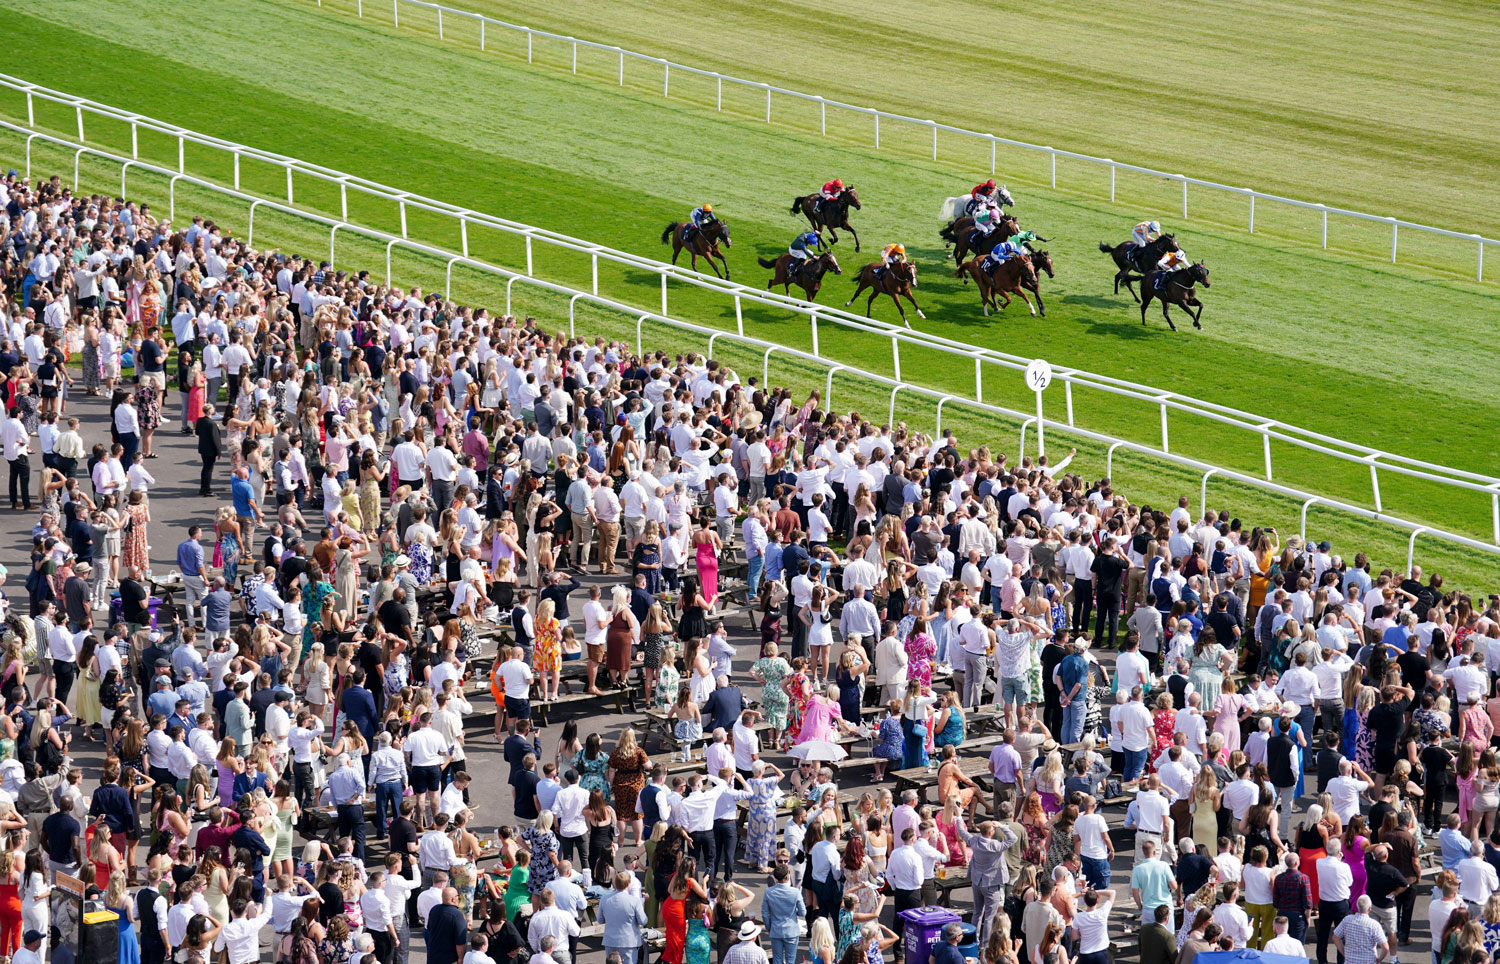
[750,643,792,745]
[301,566,335,659]
[134,381,161,459]
[571,733,611,804]
[519,815,559,895]
[743,761,784,873]
[654,643,681,710]
[903,617,935,688]
[782,659,813,747]
[1150,693,1177,775]
[532,600,562,701]
[122,491,150,573]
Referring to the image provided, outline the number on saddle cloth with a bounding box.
[1153,271,1171,292]
[682,224,695,243]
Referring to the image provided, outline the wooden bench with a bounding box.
[529,686,634,727]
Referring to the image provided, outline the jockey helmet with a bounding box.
[894,244,906,256]
[1148,220,1161,235]
[983,179,996,191]
[831,178,844,190]
[702,204,713,213]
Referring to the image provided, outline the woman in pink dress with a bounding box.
[1212,690,1252,755]
[1343,815,1370,901]
[796,685,855,745]
[692,512,721,605]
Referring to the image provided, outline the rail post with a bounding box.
[765,87,771,123]
[1106,441,1123,476]
[716,75,721,109]
[24,133,35,178]
[76,104,84,142]
[447,256,462,299]
[1181,176,1188,218]
[232,151,239,189]
[177,134,184,172]
[1368,458,1382,512]
[1407,527,1428,572]
[571,39,577,74]
[131,122,138,158]
[989,139,995,175]
[762,345,778,385]
[660,272,667,314]
[247,200,261,246]
[386,238,399,284]
[340,182,348,221]
[664,64,669,97]
[930,121,937,160]
[1159,399,1170,452]
[460,216,469,257]
[1492,485,1500,545]
[567,292,582,337]
[820,98,825,136]
[809,309,820,357]
[286,166,294,204]
[392,0,398,25]
[72,148,83,191]
[591,253,598,295]
[169,173,182,219]
[1019,418,1035,461]
[436,8,442,39]
[734,295,743,336]
[935,395,955,435]
[527,31,531,62]
[1390,218,1398,263]
[1262,429,1273,480]
[891,337,900,382]
[1200,468,1219,518]
[119,160,132,197]
[825,365,845,407]
[1479,237,1486,282]
[1248,194,1255,233]
[888,385,903,425]
[707,331,723,359]
[874,114,879,149]
[479,18,484,49]
[974,356,982,403]
[25,91,32,127]
[1049,150,1056,188]
[1064,380,1075,426]
[525,235,533,276]
[1300,498,1318,542]
[636,313,650,356]
[329,223,341,266]
[1320,205,1328,248]
[1109,163,1115,202]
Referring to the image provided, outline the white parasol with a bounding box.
[787,739,849,762]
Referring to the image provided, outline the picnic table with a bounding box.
[890,757,992,803]
[932,865,970,905]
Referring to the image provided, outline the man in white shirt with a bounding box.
[1113,686,1154,783]
[359,872,400,964]
[416,871,449,926]
[497,645,535,736]
[528,890,582,964]
[553,770,591,871]
[1327,760,1373,825]
[875,628,908,704]
[1114,637,1152,695]
[1,411,31,510]
[419,814,459,888]
[1459,839,1500,911]
[1212,881,1254,948]
[1132,775,1174,862]
[1316,838,1355,964]
[1223,765,1262,824]
[580,586,611,695]
[731,714,761,776]
[1074,795,1115,891]
[1263,916,1308,957]
[214,898,274,964]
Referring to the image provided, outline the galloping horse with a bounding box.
[1021,248,1054,318]
[1140,261,1210,331]
[939,213,1021,265]
[661,218,732,278]
[791,188,862,250]
[1098,233,1178,301]
[757,251,842,301]
[939,185,1016,221]
[955,255,1039,317]
[844,260,923,327]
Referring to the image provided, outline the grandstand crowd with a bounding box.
[2,168,1500,964]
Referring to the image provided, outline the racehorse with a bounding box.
[1021,248,1054,318]
[661,218,732,278]
[1140,261,1210,331]
[844,260,924,328]
[939,214,1022,265]
[939,185,1016,221]
[954,255,1039,317]
[757,251,842,301]
[791,188,862,250]
[1097,233,1178,301]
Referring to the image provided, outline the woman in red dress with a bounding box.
[1150,692,1177,775]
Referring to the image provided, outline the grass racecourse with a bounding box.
[3,0,1500,580]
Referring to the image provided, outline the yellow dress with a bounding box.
[341,492,363,532]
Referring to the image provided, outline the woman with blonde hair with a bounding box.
[604,585,640,692]
[640,602,674,702]
[301,641,331,723]
[608,728,651,847]
[532,598,562,700]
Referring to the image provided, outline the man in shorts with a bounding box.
[993,615,1048,729]
[403,712,452,828]
[496,645,534,734]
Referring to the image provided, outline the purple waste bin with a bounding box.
[900,906,961,964]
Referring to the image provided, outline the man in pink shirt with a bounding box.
[462,418,490,473]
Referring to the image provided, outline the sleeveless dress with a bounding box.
[606,611,633,677]
[1298,825,1327,905]
[1345,834,1369,901]
[205,870,231,925]
[933,711,965,749]
[678,602,708,641]
[110,899,140,964]
[744,776,781,867]
[275,807,296,861]
[694,540,719,602]
[685,916,713,964]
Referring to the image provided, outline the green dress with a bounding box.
[655,664,681,709]
[504,865,531,921]
[685,918,713,964]
[571,749,611,803]
[751,656,792,729]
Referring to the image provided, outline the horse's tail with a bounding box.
[757,257,778,269]
[790,196,804,216]
[1098,241,1114,254]
[661,224,677,245]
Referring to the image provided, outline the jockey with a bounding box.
[972,206,1000,236]
[1130,219,1162,251]
[880,242,907,267]
[1007,230,1039,249]
[789,231,827,272]
[980,238,1030,274]
[686,204,716,240]
[820,178,845,201]
[1156,248,1191,273]
[971,179,998,202]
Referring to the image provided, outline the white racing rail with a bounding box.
[6,120,1496,574]
[299,0,1500,281]
[4,77,1500,545]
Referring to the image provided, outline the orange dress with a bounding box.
[532,616,561,673]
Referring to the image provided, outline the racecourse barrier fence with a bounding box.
[5,119,1496,576]
[295,0,1500,282]
[5,77,1500,547]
